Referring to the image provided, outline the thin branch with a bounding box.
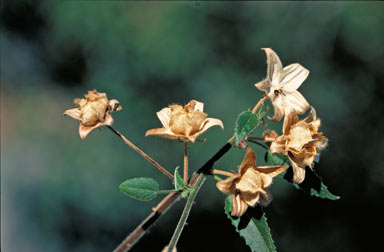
[246,139,269,150]
[106,125,174,180]
[212,169,235,177]
[184,142,188,185]
[251,95,267,113]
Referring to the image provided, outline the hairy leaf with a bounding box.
[119,177,159,201]
[225,196,276,252]
[174,166,184,191]
[235,111,259,145]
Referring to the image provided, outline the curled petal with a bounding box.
[145,127,179,140]
[64,108,81,120]
[79,123,100,140]
[280,63,309,91]
[270,141,286,155]
[262,48,283,84]
[256,165,288,181]
[192,100,204,112]
[282,91,310,115]
[216,176,237,195]
[268,95,284,122]
[288,156,306,184]
[238,147,257,174]
[188,118,224,143]
[283,110,299,135]
[254,79,271,94]
[109,99,122,111]
[156,108,172,128]
[304,106,317,123]
[259,189,273,207]
[103,113,114,126]
[232,194,248,217]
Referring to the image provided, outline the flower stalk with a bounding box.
[184,142,189,185]
[107,126,174,180]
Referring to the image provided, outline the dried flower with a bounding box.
[216,148,287,217]
[145,100,224,143]
[64,90,122,139]
[268,107,328,184]
[254,48,310,122]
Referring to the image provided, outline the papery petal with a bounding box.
[64,108,81,120]
[288,156,306,184]
[188,118,224,143]
[268,95,284,122]
[236,168,262,194]
[304,106,317,123]
[238,147,257,174]
[145,127,179,140]
[280,63,309,91]
[103,113,114,126]
[156,108,172,128]
[255,165,288,180]
[270,142,286,155]
[243,192,260,207]
[259,189,273,207]
[231,194,248,217]
[282,91,310,115]
[192,100,204,112]
[262,48,283,83]
[216,176,237,194]
[254,79,271,94]
[79,123,100,140]
[283,110,299,135]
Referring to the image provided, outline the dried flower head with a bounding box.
[145,100,224,143]
[64,90,122,139]
[216,148,287,217]
[268,107,328,184]
[254,48,310,122]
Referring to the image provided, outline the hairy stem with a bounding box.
[167,174,206,252]
[184,142,188,185]
[106,126,174,180]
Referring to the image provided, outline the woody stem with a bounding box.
[245,136,265,141]
[251,95,267,113]
[106,126,174,180]
[184,142,188,185]
[212,169,235,177]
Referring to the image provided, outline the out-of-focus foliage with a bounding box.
[1,1,383,252]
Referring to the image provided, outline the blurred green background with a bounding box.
[1,1,383,251]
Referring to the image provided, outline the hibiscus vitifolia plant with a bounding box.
[64,48,339,252]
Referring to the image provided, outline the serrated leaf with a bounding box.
[225,196,276,252]
[174,166,184,191]
[267,152,340,200]
[285,167,340,200]
[235,111,259,145]
[119,177,159,201]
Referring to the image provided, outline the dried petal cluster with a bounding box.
[64,90,122,139]
[146,100,224,142]
[254,48,310,122]
[216,148,287,217]
[266,107,328,184]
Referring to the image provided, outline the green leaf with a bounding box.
[225,196,276,252]
[174,166,184,191]
[119,177,159,201]
[235,111,259,145]
[266,151,290,166]
[266,151,340,200]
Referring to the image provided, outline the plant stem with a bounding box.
[251,95,267,113]
[184,141,188,185]
[245,136,265,141]
[167,174,206,252]
[106,125,174,180]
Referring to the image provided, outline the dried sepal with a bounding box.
[269,107,328,184]
[216,147,287,217]
[64,90,122,139]
[146,100,224,143]
[254,48,310,122]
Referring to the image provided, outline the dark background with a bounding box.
[1,1,383,251]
